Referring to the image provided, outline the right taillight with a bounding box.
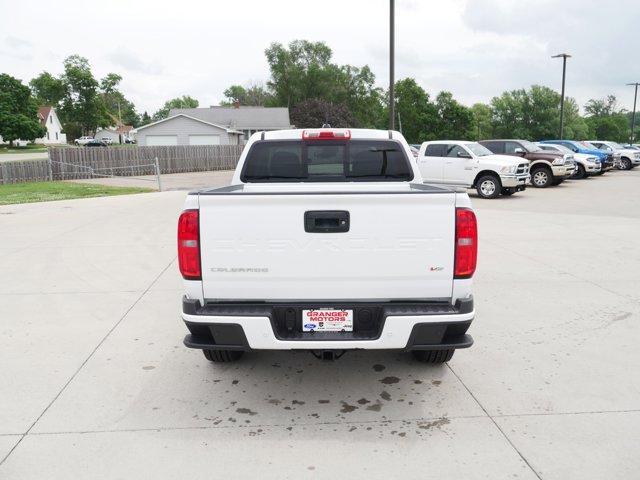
[454,208,477,279]
[178,209,201,280]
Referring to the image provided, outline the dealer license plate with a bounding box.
[302,309,353,332]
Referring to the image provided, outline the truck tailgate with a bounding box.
[198,192,456,301]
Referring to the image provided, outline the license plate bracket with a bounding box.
[302,308,354,332]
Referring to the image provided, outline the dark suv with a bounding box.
[480,139,572,188]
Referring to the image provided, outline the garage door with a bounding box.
[146,135,178,146]
[189,135,220,146]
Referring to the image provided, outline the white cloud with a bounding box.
[107,47,164,75]
[0,0,638,113]
[5,35,33,48]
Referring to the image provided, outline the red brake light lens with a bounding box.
[454,208,477,279]
[302,129,351,140]
[178,209,201,280]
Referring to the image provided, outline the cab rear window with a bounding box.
[241,140,413,182]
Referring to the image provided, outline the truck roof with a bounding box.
[258,128,399,141]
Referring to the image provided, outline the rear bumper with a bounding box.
[181,297,474,351]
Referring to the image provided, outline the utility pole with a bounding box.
[389,0,395,130]
[552,53,571,139]
[627,82,639,144]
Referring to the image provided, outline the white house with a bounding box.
[133,114,244,146]
[35,106,67,145]
[95,125,135,144]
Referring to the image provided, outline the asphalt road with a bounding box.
[1,169,639,479]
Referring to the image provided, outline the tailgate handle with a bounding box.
[304,211,350,233]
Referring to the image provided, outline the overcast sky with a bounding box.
[1,0,638,115]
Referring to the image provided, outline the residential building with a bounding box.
[168,105,293,141]
[133,114,244,146]
[35,106,67,144]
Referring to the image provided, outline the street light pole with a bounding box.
[552,53,571,139]
[627,82,639,144]
[389,0,395,130]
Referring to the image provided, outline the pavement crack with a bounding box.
[446,363,543,480]
[0,257,176,467]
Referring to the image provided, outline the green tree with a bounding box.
[434,91,473,140]
[0,74,46,145]
[392,78,436,143]
[152,95,199,121]
[140,111,151,125]
[265,40,335,108]
[583,95,629,142]
[222,84,273,106]
[562,98,589,139]
[99,73,140,127]
[263,40,384,127]
[334,65,385,128]
[60,55,105,139]
[470,103,492,140]
[29,72,66,107]
[584,95,619,117]
[585,114,629,142]
[490,85,583,140]
[290,98,356,128]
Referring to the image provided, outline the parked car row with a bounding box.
[414,137,638,199]
[73,136,136,146]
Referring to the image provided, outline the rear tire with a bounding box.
[412,349,455,364]
[476,174,501,199]
[203,349,244,362]
[530,167,553,188]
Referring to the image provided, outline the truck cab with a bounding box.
[480,139,572,188]
[417,140,529,198]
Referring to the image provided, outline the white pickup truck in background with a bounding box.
[178,128,477,364]
[417,140,530,198]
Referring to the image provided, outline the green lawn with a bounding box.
[0,181,153,205]
[0,144,48,154]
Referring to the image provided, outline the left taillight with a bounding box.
[454,208,478,279]
[178,209,201,280]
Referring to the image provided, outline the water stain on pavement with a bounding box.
[236,408,257,416]
[372,364,386,372]
[418,417,450,430]
[340,402,358,413]
[379,376,400,384]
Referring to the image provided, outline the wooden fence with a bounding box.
[0,160,50,184]
[0,145,245,184]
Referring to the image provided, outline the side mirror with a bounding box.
[457,151,472,159]
[513,147,525,154]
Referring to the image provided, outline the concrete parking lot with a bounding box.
[1,170,639,479]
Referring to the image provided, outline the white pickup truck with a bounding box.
[417,140,530,198]
[179,128,477,364]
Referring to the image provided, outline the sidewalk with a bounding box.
[70,170,235,191]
